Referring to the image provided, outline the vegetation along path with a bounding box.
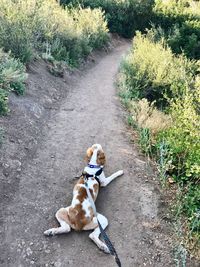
[1,40,177,267]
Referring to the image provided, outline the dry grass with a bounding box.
[130,98,171,136]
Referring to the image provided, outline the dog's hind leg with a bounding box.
[99,170,124,187]
[44,208,71,236]
[89,213,110,254]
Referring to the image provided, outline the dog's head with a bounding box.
[85,144,106,166]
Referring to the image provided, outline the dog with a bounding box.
[44,144,123,253]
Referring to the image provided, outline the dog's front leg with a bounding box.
[99,170,123,187]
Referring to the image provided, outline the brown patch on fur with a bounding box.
[68,204,86,230]
[68,202,95,231]
[56,208,70,225]
[67,172,100,230]
[85,147,93,162]
[69,183,96,230]
[93,184,99,195]
[97,149,106,165]
[77,187,87,202]
[89,189,95,199]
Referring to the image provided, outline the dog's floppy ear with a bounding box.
[85,147,93,162]
[97,149,106,166]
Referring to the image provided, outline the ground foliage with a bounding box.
[119,29,200,256]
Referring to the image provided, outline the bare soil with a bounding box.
[0,40,198,267]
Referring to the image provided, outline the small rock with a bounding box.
[26,247,32,256]
[168,177,175,184]
[3,163,10,169]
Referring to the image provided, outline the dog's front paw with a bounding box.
[117,170,124,176]
[44,229,55,236]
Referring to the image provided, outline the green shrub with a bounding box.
[180,184,200,232]
[0,0,109,65]
[120,32,199,107]
[0,49,27,93]
[0,89,9,115]
[61,0,155,38]
[0,49,27,114]
[156,90,200,183]
[119,30,200,243]
[0,127,4,145]
[0,0,37,63]
[153,0,200,59]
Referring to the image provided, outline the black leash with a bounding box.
[83,170,122,267]
[97,220,121,267]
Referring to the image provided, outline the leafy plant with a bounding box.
[0,49,27,114]
[0,89,9,115]
[0,127,4,145]
[118,29,200,253]
[120,32,199,107]
[153,0,200,59]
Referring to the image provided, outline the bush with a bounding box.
[0,89,9,115]
[0,49,27,114]
[0,49,27,93]
[61,0,155,38]
[119,31,200,243]
[156,90,200,183]
[153,0,200,59]
[0,0,109,65]
[120,32,199,107]
[0,0,37,63]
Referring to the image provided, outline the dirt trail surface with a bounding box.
[0,40,182,267]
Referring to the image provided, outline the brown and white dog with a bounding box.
[44,144,123,253]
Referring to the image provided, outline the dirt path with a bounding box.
[0,41,175,267]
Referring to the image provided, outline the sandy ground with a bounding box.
[1,40,196,267]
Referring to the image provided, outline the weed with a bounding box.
[174,243,187,267]
[0,49,27,114]
[0,127,4,146]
